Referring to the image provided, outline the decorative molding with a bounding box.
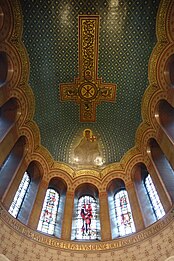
[60,15,116,122]
[0,204,173,251]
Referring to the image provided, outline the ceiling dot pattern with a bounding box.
[20,0,160,164]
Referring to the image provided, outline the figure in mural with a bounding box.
[74,129,102,165]
[81,203,93,235]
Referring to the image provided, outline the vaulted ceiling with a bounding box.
[20,0,160,166]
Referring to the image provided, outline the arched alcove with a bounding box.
[0,98,20,140]
[156,99,174,142]
[132,163,164,227]
[164,54,174,87]
[71,183,100,241]
[13,161,44,224]
[0,51,13,87]
[0,136,27,199]
[148,138,174,202]
[37,177,67,238]
[107,178,135,239]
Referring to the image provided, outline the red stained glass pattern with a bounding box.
[114,190,135,237]
[75,195,100,240]
[37,188,59,235]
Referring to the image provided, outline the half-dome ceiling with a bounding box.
[20,0,160,166]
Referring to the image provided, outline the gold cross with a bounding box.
[60,15,116,122]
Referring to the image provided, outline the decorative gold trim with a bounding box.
[60,15,116,122]
[0,204,173,251]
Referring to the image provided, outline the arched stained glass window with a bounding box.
[9,172,30,218]
[37,188,59,235]
[75,195,99,240]
[144,174,165,219]
[114,190,135,237]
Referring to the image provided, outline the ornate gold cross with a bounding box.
[60,15,116,122]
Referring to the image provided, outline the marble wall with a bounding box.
[0,211,174,261]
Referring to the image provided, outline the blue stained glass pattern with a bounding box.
[144,174,165,219]
[9,172,30,218]
[114,190,135,237]
[75,195,99,240]
[37,188,59,235]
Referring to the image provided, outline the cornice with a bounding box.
[0,203,173,252]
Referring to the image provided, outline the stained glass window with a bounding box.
[75,195,99,240]
[37,188,59,235]
[9,172,30,218]
[144,174,165,219]
[114,190,135,237]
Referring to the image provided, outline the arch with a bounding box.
[12,161,43,224]
[144,174,165,219]
[0,51,13,87]
[164,54,174,87]
[107,178,135,239]
[148,138,174,202]
[8,171,30,218]
[71,183,101,240]
[0,135,27,199]
[37,177,67,238]
[156,99,174,142]
[0,97,20,140]
[132,163,165,227]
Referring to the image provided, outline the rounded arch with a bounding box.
[0,0,13,42]
[0,135,28,200]
[102,171,128,192]
[164,54,174,87]
[155,99,174,142]
[0,44,21,89]
[147,137,174,204]
[106,178,125,195]
[106,178,135,239]
[72,176,102,192]
[48,176,67,194]
[72,182,100,241]
[74,182,99,199]
[37,176,67,238]
[47,170,72,191]
[0,97,21,140]
[131,162,160,226]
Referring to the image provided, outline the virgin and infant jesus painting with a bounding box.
[73,128,103,166]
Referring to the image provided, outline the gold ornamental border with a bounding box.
[0,203,173,252]
[4,0,172,178]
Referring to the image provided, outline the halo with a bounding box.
[83,128,93,137]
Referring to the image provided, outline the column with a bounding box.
[2,157,28,208]
[27,179,48,230]
[61,190,74,240]
[99,191,112,241]
[148,162,172,212]
[126,181,145,232]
